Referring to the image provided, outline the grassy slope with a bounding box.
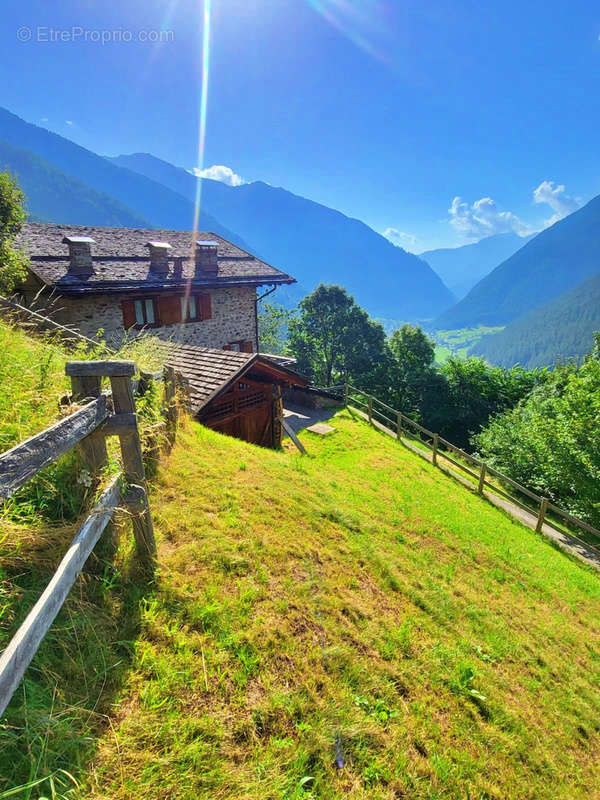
[0,321,167,799]
[73,413,600,800]
[2,319,600,798]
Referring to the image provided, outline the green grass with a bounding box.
[0,321,166,524]
[3,409,600,798]
[2,318,600,798]
[0,320,170,799]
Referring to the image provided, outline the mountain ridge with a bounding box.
[434,193,600,329]
[0,107,242,244]
[420,232,533,299]
[0,139,151,228]
[109,152,454,319]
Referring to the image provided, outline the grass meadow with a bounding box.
[1,320,600,799]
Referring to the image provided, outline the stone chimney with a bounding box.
[62,235,95,275]
[195,240,219,274]
[145,241,172,274]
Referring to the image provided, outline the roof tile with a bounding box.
[17,223,295,293]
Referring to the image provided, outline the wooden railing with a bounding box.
[344,384,600,554]
[0,360,166,717]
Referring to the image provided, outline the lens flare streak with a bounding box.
[186,0,212,321]
[305,0,391,62]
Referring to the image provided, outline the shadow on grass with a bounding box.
[0,513,155,796]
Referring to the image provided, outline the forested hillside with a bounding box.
[472,272,600,368]
[0,108,240,241]
[0,139,150,228]
[434,193,600,329]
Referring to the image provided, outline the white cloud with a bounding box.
[533,180,581,227]
[448,195,532,239]
[189,164,245,187]
[383,228,417,250]
[65,120,73,126]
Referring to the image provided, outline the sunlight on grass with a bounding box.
[2,316,600,798]
[66,413,600,798]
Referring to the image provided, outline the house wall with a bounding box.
[35,287,257,351]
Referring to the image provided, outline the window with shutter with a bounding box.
[124,297,160,328]
[180,294,199,322]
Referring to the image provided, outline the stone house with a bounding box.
[14,222,296,351]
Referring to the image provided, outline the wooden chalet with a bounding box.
[158,343,308,447]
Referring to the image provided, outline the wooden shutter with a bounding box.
[158,295,181,326]
[242,340,254,353]
[122,299,136,329]
[199,293,212,320]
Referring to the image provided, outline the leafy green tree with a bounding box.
[432,357,545,448]
[387,325,437,416]
[475,339,600,526]
[0,172,28,294]
[258,302,295,354]
[288,284,388,386]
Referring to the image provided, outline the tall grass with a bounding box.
[0,320,166,797]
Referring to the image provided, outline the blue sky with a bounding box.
[1,0,599,250]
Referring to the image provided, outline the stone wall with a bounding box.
[39,287,257,351]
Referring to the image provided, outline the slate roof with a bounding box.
[17,223,295,295]
[154,342,307,414]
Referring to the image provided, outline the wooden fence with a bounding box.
[344,384,600,555]
[0,359,177,717]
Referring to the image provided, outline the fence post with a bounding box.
[477,463,487,494]
[110,368,156,566]
[367,396,373,424]
[66,361,156,568]
[432,433,439,466]
[536,497,549,533]
[70,373,108,476]
[163,366,178,446]
[396,412,402,441]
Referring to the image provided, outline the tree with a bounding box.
[433,357,545,448]
[257,302,295,354]
[475,343,600,527]
[288,284,388,386]
[387,325,437,416]
[0,172,28,294]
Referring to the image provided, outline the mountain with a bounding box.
[0,108,239,241]
[420,233,532,299]
[109,153,454,319]
[471,271,600,368]
[433,193,600,330]
[0,139,151,228]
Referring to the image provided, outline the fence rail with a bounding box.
[0,359,178,717]
[0,396,109,499]
[345,384,600,553]
[0,475,122,716]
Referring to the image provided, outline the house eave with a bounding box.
[28,273,296,297]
